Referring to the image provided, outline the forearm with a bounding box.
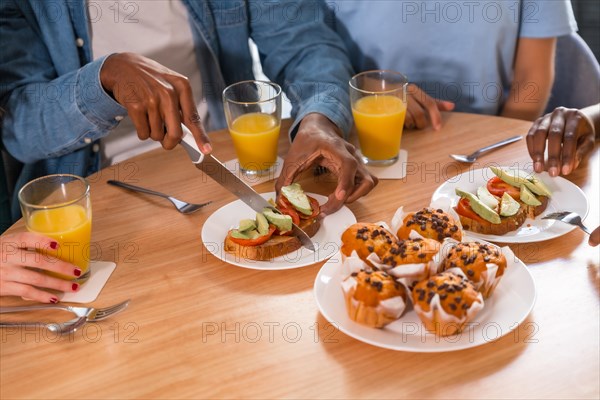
[501,77,553,121]
[1,58,126,163]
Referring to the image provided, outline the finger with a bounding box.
[2,265,79,293]
[146,94,166,142]
[1,231,58,251]
[345,171,378,203]
[527,114,552,173]
[2,249,81,278]
[573,135,594,171]
[589,226,600,247]
[436,100,455,111]
[128,104,151,140]
[404,107,416,130]
[172,76,212,154]
[546,110,566,177]
[409,85,443,130]
[159,88,183,150]
[320,158,357,215]
[1,281,59,303]
[406,96,428,130]
[559,112,581,175]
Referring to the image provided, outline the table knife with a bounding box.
[179,126,315,252]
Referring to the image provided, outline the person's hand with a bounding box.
[100,52,212,153]
[275,113,378,216]
[527,107,595,177]
[590,226,600,247]
[1,233,81,303]
[405,84,455,130]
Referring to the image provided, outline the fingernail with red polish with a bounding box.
[72,283,79,292]
[50,241,58,250]
[74,269,82,277]
[50,297,59,304]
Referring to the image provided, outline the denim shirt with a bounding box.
[0,0,354,220]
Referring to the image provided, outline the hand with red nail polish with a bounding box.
[526,104,599,176]
[1,232,80,303]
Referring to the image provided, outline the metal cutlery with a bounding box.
[0,299,130,335]
[542,211,591,234]
[450,135,522,163]
[107,180,211,214]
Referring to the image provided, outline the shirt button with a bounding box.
[115,115,125,121]
[84,137,92,144]
[92,144,100,153]
[75,38,85,47]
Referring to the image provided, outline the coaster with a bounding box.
[222,156,284,186]
[362,149,408,180]
[59,261,117,303]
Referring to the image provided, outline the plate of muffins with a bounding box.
[313,206,536,352]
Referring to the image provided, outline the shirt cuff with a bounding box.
[75,55,127,130]
[288,100,353,141]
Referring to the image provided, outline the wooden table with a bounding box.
[1,113,599,399]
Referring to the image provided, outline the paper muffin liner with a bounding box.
[341,276,407,328]
[413,272,484,336]
[441,239,509,299]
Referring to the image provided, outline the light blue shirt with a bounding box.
[331,0,577,115]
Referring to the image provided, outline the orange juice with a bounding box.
[28,204,91,280]
[229,113,280,171]
[352,95,407,160]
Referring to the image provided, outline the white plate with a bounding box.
[201,192,356,270]
[314,242,536,352]
[431,167,588,243]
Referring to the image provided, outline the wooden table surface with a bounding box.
[1,113,599,399]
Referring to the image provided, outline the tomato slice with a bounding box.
[455,198,486,224]
[299,196,320,220]
[228,225,276,246]
[487,176,520,200]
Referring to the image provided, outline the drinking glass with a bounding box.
[223,80,282,175]
[18,174,92,284]
[349,70,408,166]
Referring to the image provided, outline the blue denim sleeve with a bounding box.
[0,54,126,164]
[247,0,354,139]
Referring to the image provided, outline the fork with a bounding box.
[107,180,211,214]
[0,299,130,335]
[542,211,591,234]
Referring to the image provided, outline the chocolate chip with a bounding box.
[351,272,358,277]
[367,245,374,252]
[484,256,490,262]
[454,297,462,303]
[449,303,457,311]
[418,292,425,301]
[437,209,443,213]
[412,245,420,251]
[420,224,427,231]
[462,303,469,309]
[467,269,474,277]
[439,294,448,300]
[426,281,435,288]
[418,253,427,259]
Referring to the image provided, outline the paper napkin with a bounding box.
[59,261,117,303]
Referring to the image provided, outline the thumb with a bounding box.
[436,100,455,111]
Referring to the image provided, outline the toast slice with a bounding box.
[458,196,549,235]
[224,218,320,261]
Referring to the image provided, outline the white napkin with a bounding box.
[222,156,284,186]
[59,261,117,303]
[361,149,408,180]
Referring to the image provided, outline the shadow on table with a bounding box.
[314,311,532,397]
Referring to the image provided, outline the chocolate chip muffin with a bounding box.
[341,269,408,328]
[341,223,397,266]
[377,238,441,285]
[440,241,507,298]
[396,208,462,242]
[412,272,484,336]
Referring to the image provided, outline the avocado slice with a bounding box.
[263,209,293,232]
[230,229,251,240]
[520,185,542,206]
[256,212,269,235]
[490,166,530,187]
[456,188,501,224]
[281,183,312,215]
[499,192,520,217]
[238,219,257,233]
[526,176,552,197]
[476,186,499,210]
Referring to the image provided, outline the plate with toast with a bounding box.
[431,167,588,243]
[201,191,356,270]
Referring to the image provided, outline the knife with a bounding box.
[179,126,316,252]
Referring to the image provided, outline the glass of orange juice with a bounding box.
[349,70,408,166]
[18,174,92,284]
[223,80,282,175]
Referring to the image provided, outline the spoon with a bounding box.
[450,135,522,163]
[107,180,211,214]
